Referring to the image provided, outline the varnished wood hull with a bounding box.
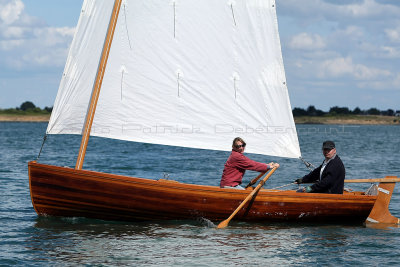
[29,161,377,224]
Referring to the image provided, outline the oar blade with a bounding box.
[217,219,229,229]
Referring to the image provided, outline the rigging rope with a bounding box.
[299,156,316,171]
[36,134,47,161]
[270,182,298,190]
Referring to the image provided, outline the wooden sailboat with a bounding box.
[28,161,400,224]
[29,0,399,226]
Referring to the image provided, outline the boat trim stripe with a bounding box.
[378,187,390,195]
[366,217,379,223]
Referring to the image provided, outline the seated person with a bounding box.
[295,140,345,194]
[220,137,278,189]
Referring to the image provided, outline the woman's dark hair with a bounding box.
[232,137,246,149]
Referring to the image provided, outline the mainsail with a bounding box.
[47,0,301,158]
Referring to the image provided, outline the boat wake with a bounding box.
[196,217,216,228]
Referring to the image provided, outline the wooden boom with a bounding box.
[345,178,400,183]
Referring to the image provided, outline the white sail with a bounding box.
[47,0,301,158]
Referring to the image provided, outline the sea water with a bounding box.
[1,122,400,266]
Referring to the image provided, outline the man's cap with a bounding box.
[322,140,335,150]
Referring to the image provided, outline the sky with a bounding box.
[0,0,399,111]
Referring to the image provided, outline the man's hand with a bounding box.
[294,178,303,184]
[296,185,312,193]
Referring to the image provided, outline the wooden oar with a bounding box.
[345,177,400,183]
[245,171,267,188]
[217,167,278,229]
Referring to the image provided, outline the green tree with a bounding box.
[306,105,325,116]
[352,107,362,115]
[20,101,36,111]
[386,109,394,116]
[329,106,350,115]
[367,108,381,115]
[292,107,307,116]
[306,105,317,116]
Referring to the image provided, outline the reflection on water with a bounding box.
[365,221,400,230]
[25,216,400,266]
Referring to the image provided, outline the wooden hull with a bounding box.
[29,161,378,224]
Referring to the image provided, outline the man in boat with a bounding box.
[295,140,345,194]
[220,137,279,189]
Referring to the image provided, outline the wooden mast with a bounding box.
[75,0,123,170]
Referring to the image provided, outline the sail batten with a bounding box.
[47,0,301,159]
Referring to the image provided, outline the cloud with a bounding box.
[0,0,75,71]
[0,38,23,50]
[279,0,400,30]
[385,26,400,43]
[380,46,400,58]
[2,27,74,69]
[288,33,326,50]
[278,0,400,104]
[322,0,363,5]
[318,56,391,80]
[0,0,24,25]
[334,25,364,40]
[339,0,384,18]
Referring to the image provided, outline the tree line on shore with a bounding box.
[0,101,52,114]
[293,105,400,117]
[1,101,400,117]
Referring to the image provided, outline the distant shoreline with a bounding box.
[1,114,399,125]
[294,115,400,125]
[0,114,50,122]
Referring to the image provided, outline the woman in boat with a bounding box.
[220,137,279,189]
[295,140,345,194]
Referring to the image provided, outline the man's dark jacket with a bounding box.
[301,155,345,194]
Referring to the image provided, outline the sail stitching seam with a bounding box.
[173,2,176,38]
[231,4,237,26]
[123,4,132,50]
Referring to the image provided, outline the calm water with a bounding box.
[1,122,400,266]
